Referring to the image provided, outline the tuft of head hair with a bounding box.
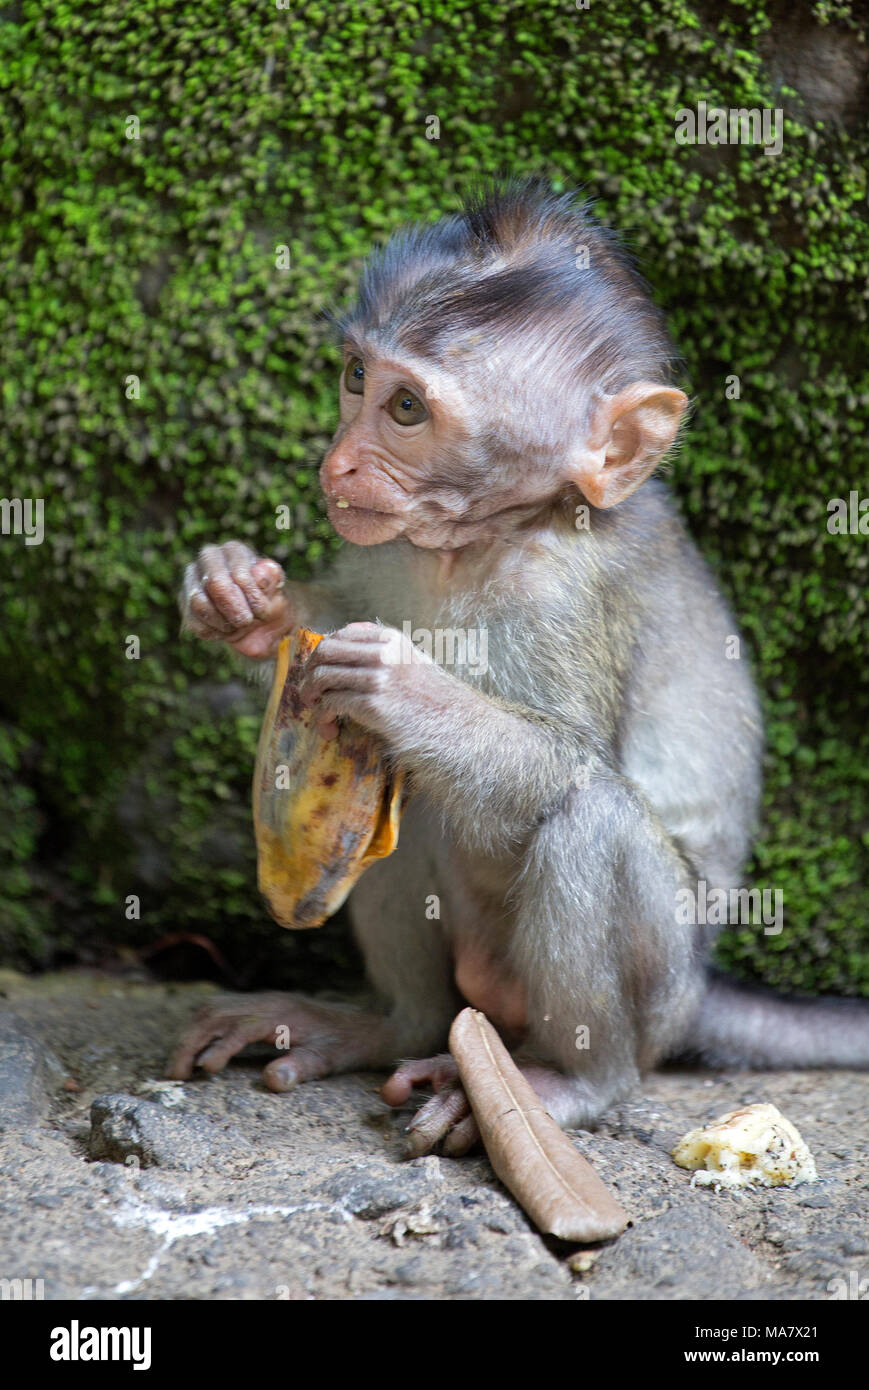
[341,177,677,402]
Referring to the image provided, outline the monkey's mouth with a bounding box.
[326,498,407,547]
[328,498,394,520]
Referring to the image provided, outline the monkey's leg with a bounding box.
[505,775,705,1126]
[384,775,707,1155]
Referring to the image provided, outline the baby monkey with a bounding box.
[171,179,869,1155]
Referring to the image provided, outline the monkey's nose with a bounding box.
[322,450,358,484]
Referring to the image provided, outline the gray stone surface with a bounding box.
[89,1092,256,1171]
[0,969,865,1301]
[0,1014,64,1132]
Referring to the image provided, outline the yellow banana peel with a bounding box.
[253,628,405,929]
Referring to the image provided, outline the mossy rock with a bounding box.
[0,0,866,993]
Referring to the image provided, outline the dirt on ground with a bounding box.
[0,969,865,1302]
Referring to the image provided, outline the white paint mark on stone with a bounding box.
[84,1190,352,1297]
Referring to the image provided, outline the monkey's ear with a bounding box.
[571,384,688,509]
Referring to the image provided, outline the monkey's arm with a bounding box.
[300,622,602,848]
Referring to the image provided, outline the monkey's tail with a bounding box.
[672,971,869,1070]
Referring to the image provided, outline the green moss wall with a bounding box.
[1,0,866,992]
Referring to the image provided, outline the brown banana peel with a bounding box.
[253,628,405,929]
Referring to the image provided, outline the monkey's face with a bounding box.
[320,345,564,550]
[320,349,435,546]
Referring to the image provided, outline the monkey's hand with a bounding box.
[167,992,392,1091]
[298,621,452,741]
[180,541,294,659]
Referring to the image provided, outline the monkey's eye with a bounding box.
[389,387,428,426]
[344,356,365,394]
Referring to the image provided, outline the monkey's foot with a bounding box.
[381,1055,479,1157]
[382,1056,591,1157]
[167,992,390,1093]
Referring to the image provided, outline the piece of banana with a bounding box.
[673,1102,818,1190]
[253,628,405,929]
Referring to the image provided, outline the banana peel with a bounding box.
[253,628,405,929]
